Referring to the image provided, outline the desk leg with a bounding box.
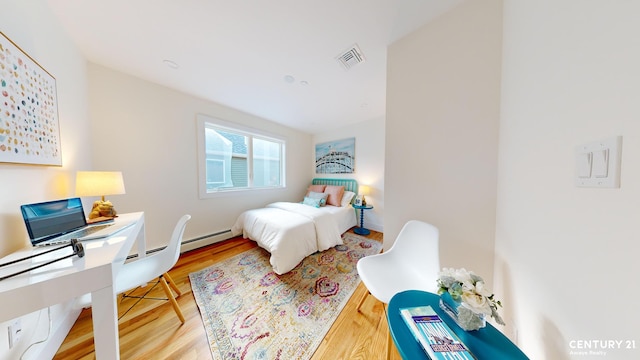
[91,286,120,360]
[136,216,147,259]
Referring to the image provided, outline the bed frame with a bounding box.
[312,178,358,199]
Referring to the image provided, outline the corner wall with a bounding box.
[385,0,502,287]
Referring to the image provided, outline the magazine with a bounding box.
[399,305,476,360]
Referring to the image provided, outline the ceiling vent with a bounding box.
[336,44,365,70]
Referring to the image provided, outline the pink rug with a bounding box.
[189,232,382,359]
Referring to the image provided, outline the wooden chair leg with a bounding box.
[159,275,185,323]
[385,302,393,360]
[357,290,370,312]
[163,272,182,297]
[387,328,392,360]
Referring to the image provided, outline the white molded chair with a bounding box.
[116,214,191,323]
[356,220,440,359]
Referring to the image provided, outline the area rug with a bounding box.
[189,232,382,360]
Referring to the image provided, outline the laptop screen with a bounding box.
[21,198,87,243]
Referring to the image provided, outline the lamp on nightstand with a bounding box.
[75,171,126,219]
[358,185,369,206]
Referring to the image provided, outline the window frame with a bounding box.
[196,114,286,198]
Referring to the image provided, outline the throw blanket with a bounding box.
[230,202,343,274]
[266,202,342,251]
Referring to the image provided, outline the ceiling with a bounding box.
[46,0,463,134]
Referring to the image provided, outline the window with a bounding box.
[197,114,285,197]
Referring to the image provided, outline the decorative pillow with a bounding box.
[302,196,322,208]
[323,185,345,207]
[340,191,356,207]
[306,184,326,195]
[307,191,329,207]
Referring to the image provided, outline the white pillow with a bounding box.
[340,191,356,207]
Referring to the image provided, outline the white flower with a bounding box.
[461,291,492,316]
[436,267,504,326]
[473,280,493,298]
[453,268,474,288]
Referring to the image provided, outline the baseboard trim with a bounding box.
[180,230,234,253]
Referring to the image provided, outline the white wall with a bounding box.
[0,0,92,358]
[312,116,385,232]
[87,63,313,252]
[496,1,640,359]
[385,0,502,290]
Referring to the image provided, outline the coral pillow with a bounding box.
[307,184,326,195]
[323,185,345,207]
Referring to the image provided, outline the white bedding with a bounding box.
[230,202,357,274]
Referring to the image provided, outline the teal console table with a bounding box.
[387,290,529,359]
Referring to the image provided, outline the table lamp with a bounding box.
[75,171,126,219]
[359,185,369,206]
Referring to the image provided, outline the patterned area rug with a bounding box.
[189,232,382,360]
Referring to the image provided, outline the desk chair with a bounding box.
[356,220,440,359]
[116,214,191,323]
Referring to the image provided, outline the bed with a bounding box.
[230,178,358,274]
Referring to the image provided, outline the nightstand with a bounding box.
[352,204,373,235]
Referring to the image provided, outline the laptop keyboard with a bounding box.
[76,224,112,237]
[45,224,113,245]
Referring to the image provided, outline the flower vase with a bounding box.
[439,292,486,331]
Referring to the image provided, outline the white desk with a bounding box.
[0,212,145,359]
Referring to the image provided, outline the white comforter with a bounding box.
[231,202,353,274]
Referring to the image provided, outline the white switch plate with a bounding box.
[8,318,22,348]
[575,136,622,188]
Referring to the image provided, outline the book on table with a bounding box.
[399,305,476,360]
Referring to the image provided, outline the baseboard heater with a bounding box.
[126,229,232,260]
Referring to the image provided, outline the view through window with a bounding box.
[197,115,285,196]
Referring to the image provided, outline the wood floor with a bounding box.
[54,229,402,360]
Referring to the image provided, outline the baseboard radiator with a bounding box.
[180,229,233,252]
[127,229,233,260]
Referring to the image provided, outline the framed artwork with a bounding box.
[0,32,62,166]
[315,137,355,174]
[354,196,363,206]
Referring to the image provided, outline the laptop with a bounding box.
[21,197,134,247]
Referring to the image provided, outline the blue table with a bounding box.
[387,290,529,360]
[352,204,373,235]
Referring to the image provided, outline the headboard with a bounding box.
[312,178,358,196]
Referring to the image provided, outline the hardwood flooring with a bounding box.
[54,229,402,360]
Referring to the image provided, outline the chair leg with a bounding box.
[163,272,182,297]
[385,303,392,360]
[387,328,392,360]
[356,290,370,312]
[159,274,185,323]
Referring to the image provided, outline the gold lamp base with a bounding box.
[89,200,118,219]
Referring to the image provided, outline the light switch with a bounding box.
[592,149,609,178]
[577,152,592,178]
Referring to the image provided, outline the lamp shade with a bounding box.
[359,185,369,196]
[75,171,126,199]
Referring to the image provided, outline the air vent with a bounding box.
[336,44,365,70]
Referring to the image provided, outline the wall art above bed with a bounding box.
[315,137,355,174]
[0,32,61,166]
